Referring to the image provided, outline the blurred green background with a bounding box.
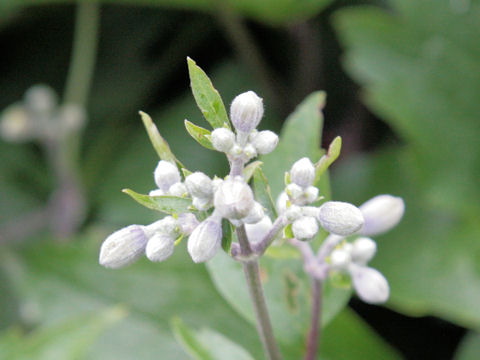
[1,0,479,359]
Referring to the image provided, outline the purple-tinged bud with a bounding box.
[350,264,390,304]
[154,161,181,192]
[245,216,272,243]
[177,213,199,235]
[351,237,377,265]
[187,217,222,263]
[290,157,315,188]
[185,172,213,199]
[359,195,405,236]
[317,201,364,236]
[146,234,175,262]
[214,178,254,220]
[145,216,178,238]
[99,225,148,269]
[211,128,235,152]
[230,91,264,132]
[292,216,319,240]
[251,130,278,155]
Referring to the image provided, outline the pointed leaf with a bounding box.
[184,119,215,150]
[252,167,277,219]
[123,189,191,215]
[315,136,342,182]
[243,161,263,183]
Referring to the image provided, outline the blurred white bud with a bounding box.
[187,217,222,263]
[57,104,86,134]
[24,84,57,115]
[177,213,199,235]
[154,161,181,192]
[351,237,377,265]
[286,183,304,201]
[145,233,175,262]
[242,202,265,224]
[149,189,165,197]
[290,157,315,188]
[168,182,188,197]
[212,178,224,192]
[350,264,390,304]
[243,143,257,159]
[192,197,211,211]
[317,201,364,236]
[292,216,319,240]
[359,195,405,236]
[0,105,32,142]
[301,206,320,218]
[330,249,352,271]
[145,216,178,238]
[99,225,148,269]
[285,204,302,222]
[276,191,289,214]
[230,91,264,132]
[214,178,254,220]
[185,172,213,199]
[251,130,278,155]
[304,186,319,203]
[245,216,272,243]
[229,144,243,156]
[211,128,235,152]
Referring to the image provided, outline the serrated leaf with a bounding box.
[122,189,191,215]
[187,57,230,129]
[252,167,277,219]
[221,219,233,253]
[243,161,263,183]
[184,119,215,150]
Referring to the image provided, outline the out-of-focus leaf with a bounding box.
[243,161,262,183]
[122,189,192,215]
[187,57,230,130]
[184,120,215,151]
[252,167,277,219]
[454,332,480,360]
[171,318,254,360]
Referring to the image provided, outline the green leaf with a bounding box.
[172,318,254,360]
[139,111,184,168]
[122,189,192,215]
[252,167,277,219]
[243,161,263,183]
[187,57,230,130]
[221,219,233,253]
[184,119,215,150]
[315,136,342,182]
[455,332,480,360]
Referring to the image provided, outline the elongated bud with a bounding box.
[245,216,272,243]
[187,217,222,263]
[290,157,315,188]
[214,178,254,220]
[177,213,199,235]
[251,130,278,155]
[211,128,235,152]
[349,264,390,304]
[330,249,352,271]
[359,195,405,236]
[317,201,364,236]
[292,216,319,240]
[146,234,175,262]
[99,225,148,269]
[230,91,264,132]
[168,182,188,197]
[242,201,265,224]
[185,172,213,199]
[154,161,181,192]
[351,237,377,265]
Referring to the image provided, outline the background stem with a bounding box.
[305,279,323,360]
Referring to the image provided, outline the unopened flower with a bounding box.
[211,128,235,152]
[290,157,315,188]
[242,201,265,224]
[330,248,352,271]
[359,195,405,236]
[276,191,289,213]
[243,143,257,159]
[192,197,211,211]
[286,183,304,201]
[168,182,188,197]
[214,178,254,220]
[99,225,148,269]
[24,84,57,116]
[177,213,199,235]
[230,91,264,132]
[145,216,178,238]
[185,172,213,199]
[149,189,165,197]
[154,160,181,192]
[245,216,273,243]
[351,237,377,265]
[349,264,389,304]
[251,130,278,155]
[145,233,175,262]
[292,216,319,240]
[0,105,32,142]
[304,186,319,203]
[317,201,364,236]
[187,216,222,263]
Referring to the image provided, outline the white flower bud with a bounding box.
[243,143,257,159]
[350,264,390,304]
[242,202,265,224]
[154,161,181,192]
[276,191,288,214]
[185,172,213,199]
[145,233,174,262]
[24,84,57,115]
[187,217,222,263]
[149,189,165,197]
[145,216,178,238]
[168,182,188,197]
[286,183,304,202]
[351,237,377,265]
[292,216,319,240]
[330,249,352,271]
[229,144,243,156]
[211,128,235,152]
[177,213,199,235]
[285,204,302,222]
[0,105,32,142]
[317,201,364,236]
[212,178,224,192]
[192,197,211,211]
[245,216,272,243]
[304,186,319,203]
[290,157,315,188]
[99,225,148,269]
[359,195,405,236]
[230,91,264,132]
[214,179,254,220]
[251,130,278,155]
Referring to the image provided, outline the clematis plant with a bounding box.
[99,58,404,360]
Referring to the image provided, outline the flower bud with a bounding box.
[214,178,254,220]
[187,217,222,263]
[177,213,199,235]
[330,249,352,271]
[304,186,319,204]
[276,191,288,214]
[285,204,302,222]
[149,189,165,197]
[168,182,188,197]
[351,237,377,265]
[290,157,315,188]
[317,201,364,236]
[350,264,390,304]
[243,143,257,159]
[0,105,32,142]
[145,216,178,238]
[211,128,235,152]
[242,202,265,224]
[230,91,264,132]
[24,84,57,116]
[251,130,278,155]
[229,144,243,157]
[154,160,181,192]
[185,172,213,199]
[145,233,174,262]
[292,216,319,240]
[192,197,211,211]
[359,195,405,236]
[99,225,148,269]
[245,216,272,243]
[286,183,304,202]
